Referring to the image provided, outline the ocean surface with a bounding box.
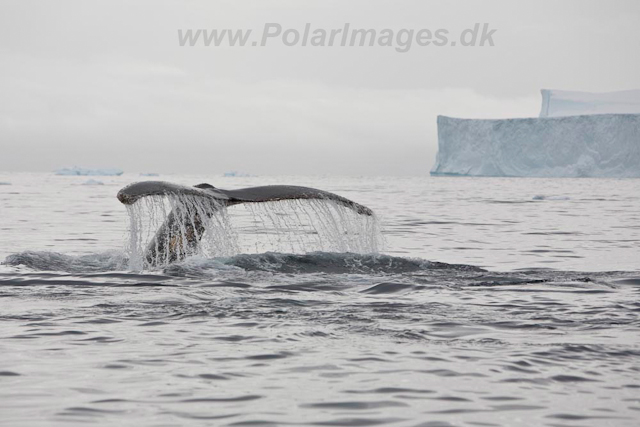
[1,172,639,427]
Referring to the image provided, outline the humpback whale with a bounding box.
[117,181,374,265]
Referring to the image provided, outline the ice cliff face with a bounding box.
[431,114,640,178]
[540,89,640,117]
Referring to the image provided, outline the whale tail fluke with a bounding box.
[221,185,374,216]
[117,181,373,216]
[117,181,374,266]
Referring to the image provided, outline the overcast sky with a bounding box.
[1,0,639,175]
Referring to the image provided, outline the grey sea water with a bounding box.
[1,173,639,427]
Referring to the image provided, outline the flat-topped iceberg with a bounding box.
[55,167,123,176]
[223,171,252,177]
[431,114,640,178]
[81,179,104,185]
[540,89,640,117]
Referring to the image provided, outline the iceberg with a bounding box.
[223,171,252,177]
[540,89,640,117]
[532,195,570,201]
[81,179,104,185]
[431,114,640,178]
[55,166,123,176]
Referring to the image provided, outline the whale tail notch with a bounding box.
[117,181,374,266]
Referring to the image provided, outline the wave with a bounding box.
[2,251,128,274]
[2,250,483,276]
[3,251,631,294]
[167,252,485,276]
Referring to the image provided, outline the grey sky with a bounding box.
[1,0,638,175]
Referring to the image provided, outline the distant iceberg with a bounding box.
[55,167,123,176]
[81,179,104,185]
[431,114,640,178]
[0,182,11,185]
[223,171,252,177]
[532,195,570,201]
[540,89,640,117]
[140,173,160,177]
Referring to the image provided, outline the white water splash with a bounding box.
[124,194,383,270]
[235,199,383,254]
[125,194,237,270]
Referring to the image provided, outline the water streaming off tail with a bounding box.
[125,194,237,270]
[233,199,383,254]
[124,194,383,270]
